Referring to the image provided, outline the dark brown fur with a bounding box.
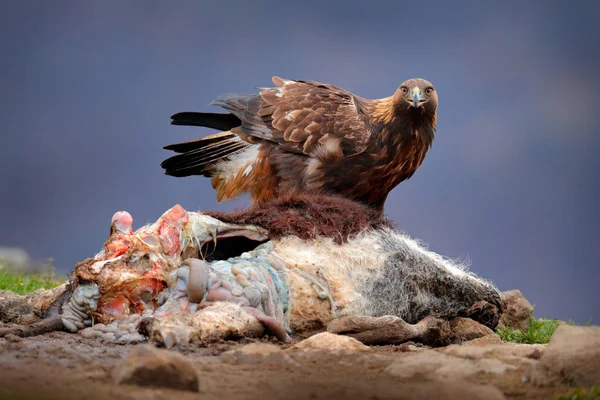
[205,194,393,244]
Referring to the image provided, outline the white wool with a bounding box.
[393,231,470,278]
[273,232,388,318]
[149,302,265,346]
[273,227,498,323]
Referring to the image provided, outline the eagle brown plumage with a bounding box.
[161,76,438,212]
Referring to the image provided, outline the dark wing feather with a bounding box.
[161,132,249,177]
[170,112,241,131]
[211,77,373,157]
[164,131,237,153]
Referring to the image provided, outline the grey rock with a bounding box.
[524,325,600,386]
[498,289,534,331]
[0,247,31,268]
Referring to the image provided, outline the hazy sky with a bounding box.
[1,1,598,324]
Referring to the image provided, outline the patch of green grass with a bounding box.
[557,387,600,400]
[0,258,65,295]
[496,317,564,344]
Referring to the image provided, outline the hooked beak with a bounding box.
[410,87,424,108]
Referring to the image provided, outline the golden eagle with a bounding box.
[161,76,438,212]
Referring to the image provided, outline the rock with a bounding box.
[221,343,296,366]
[0,247,31,268]
[448,317,495,343]
[461,333,504,346]
[524,325,600,386]
[498,289,533,331]
[114,344,200,392]
[289,332,372,352]
[441,342,545,365]
[385,349,513,380]
[394,379,507,400]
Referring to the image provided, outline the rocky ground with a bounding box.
[0,322,598,400]
[1,288,598,400]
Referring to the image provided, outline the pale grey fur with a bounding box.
[357,228,502,325]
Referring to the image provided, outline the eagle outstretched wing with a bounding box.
[211,76,374,157]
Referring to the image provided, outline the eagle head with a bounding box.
[394,78,438,113]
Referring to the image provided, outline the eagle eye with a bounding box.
[425,87,434,95]
[400,87,408,94]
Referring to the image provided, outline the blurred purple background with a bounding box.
[1,1,598,323]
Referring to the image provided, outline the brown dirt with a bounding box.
[0,333,576,400]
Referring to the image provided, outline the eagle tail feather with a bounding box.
[170,112,241,131]
[161,133,250,178]
[211,93,275,140]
